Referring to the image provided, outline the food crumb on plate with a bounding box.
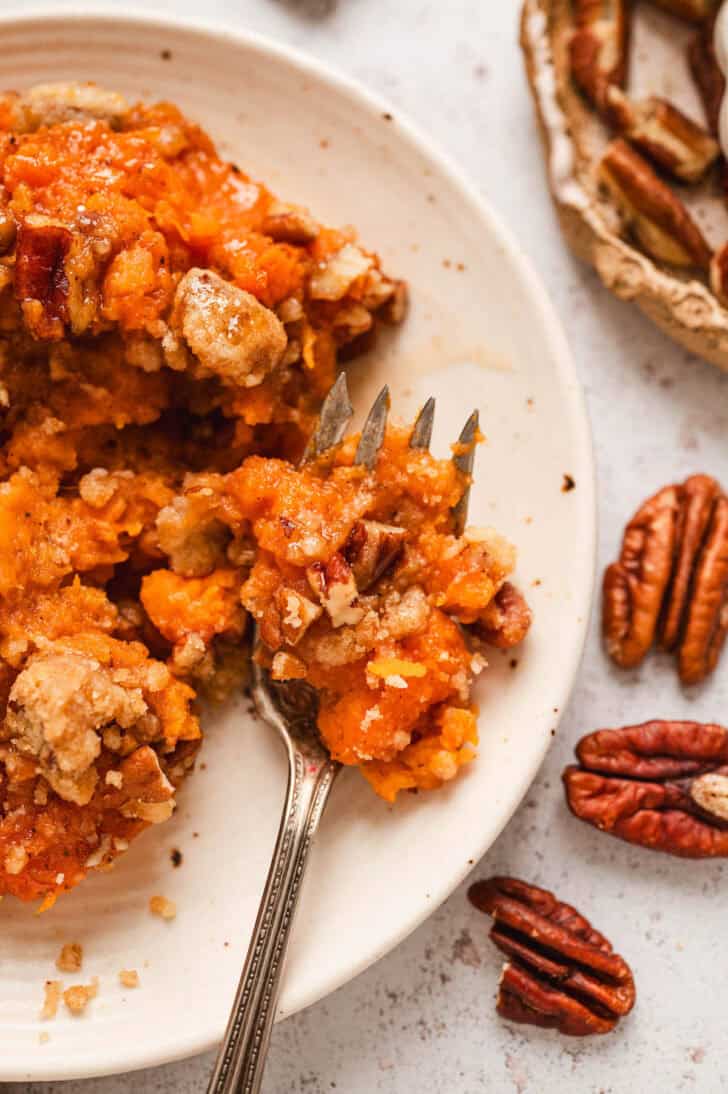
[55,942,83,973]
[63,979,99,1016]
[149,894,177,920]
[40,980,62,1020]
[119,969,139,988]
[38,1031,50,1045]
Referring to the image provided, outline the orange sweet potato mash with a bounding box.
[0,82,528,906]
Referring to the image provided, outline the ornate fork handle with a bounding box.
[207,747,339,1094]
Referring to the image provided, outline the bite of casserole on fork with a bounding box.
[141,381,532,802]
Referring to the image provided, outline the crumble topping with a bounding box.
[55,943,82,973]
[149,894,177,920]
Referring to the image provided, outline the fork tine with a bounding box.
[409,396,435,450]
[451,409,479,535]
[301,372,354,465]
[354,385,390,468]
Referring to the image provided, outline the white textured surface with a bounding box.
[6,0,728,1091]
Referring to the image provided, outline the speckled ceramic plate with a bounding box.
[0,9,596,1081]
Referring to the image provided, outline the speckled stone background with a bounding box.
[5,0,728,1090]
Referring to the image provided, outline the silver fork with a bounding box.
[207,376,478,1094]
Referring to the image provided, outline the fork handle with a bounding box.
[207,748,338,1094]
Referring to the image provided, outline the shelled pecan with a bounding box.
[646,0,719,22]
[603,474,728,683]
[570,0,630,112]
[472,582,533,649]
[603,483,681,668]
[468,877,636,1036]
[599,140,712,268]
[606,88,719,183]
[710,241,728,305]
[563,720,728,856]
[687,23,725,136]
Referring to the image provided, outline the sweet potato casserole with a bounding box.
[0,82,531,907]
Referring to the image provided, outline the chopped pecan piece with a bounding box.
[343,520,406,591]
[570,0,630,112]
[687,24,725,135]
[378,279,409,325]
[306,553,364,627]
[473,582,532,649]
[563,720,728,856]
[606,88,719,183]
[646,0,719,22]
[603,483,681,668]
[468,876,636,1036]
[261,204,319,245]
[15,221,72,340]
[599,140,712,268]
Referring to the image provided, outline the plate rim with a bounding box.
[0,5,597,1080]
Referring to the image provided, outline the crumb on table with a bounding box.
[55,942,83,973]
[119,968,139,988]
[149,894,177,920]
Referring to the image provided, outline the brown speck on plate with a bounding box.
[382,112,393,121]
[160,49,172,61]
[562,474,576,493]
[170,848,183,868]
[320,138,330,149]
[509,659,518,669]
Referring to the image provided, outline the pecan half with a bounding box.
[15,221,72,340]
[599,140,712,268]
[687,23,725,136]
[563,720,728,856]
[570,0,630,112]
[603,483,681,668]
[606,88,719,183]
[604,475,728,683]
[342,520,406,592]
[473,582,532,649]
[646,0,719,22]
[468,877,636,1036]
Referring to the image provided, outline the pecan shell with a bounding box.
[468,876,636,1036]
[603,483,681,668]
[563,720,728,857]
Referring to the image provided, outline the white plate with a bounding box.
[0,10,596,1081]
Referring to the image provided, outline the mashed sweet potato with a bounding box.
[0,82,527,906]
